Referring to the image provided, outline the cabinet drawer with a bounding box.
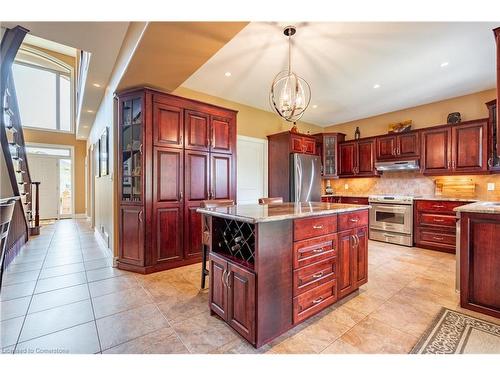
[416,200,470,214]
[293,258,336,297]
[417,229,456,246]
[340,197,369,205]
[418,212,456,228]
[293,234,337,268]
[338,210,368,231]
[293,280,337,324]
[294,215,337,241]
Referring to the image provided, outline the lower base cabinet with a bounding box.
[338,226,368,299]
[209,252,256,344]
[460,212,500,319]
[208,210,369,348]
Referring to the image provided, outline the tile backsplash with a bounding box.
[325,172,500,200]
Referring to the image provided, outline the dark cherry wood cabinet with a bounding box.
[486,99,500,172]
[376,132,419,161]
[414,200,472,253]
[117,87,237,274]
[421,120,488,175]
[460,211,500,319]
[314,133,345,178]
[339,139,377,178]
[267,131,319,201]
[421,127,452,174]
[451,121,488,173]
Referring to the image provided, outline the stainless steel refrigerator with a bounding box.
[289,153,322,202]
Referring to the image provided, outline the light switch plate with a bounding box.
[487,183,495,191]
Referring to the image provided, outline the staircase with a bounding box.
[1,25,41,264]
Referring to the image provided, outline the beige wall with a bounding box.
[325,89,496,140]
[174,87,323,138]
[24,129,87,214]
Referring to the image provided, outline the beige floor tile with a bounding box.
[15,322,100,354]
[19,300,94,342]
[172,312,237,353]
[34,272,87,294]
[0,280,37,301]
[321,338,363,354]
[96,304,169,351]
[86,266,126,282]
[2,269,40,286]
[88,274,138,298]
[29,284,90,314]
[1,316,24,348]
[0,296,31,321]
[211,337,271,354]
[92,287,152,319]
[269,333,317,354]
[340,316,419,354]
[38,262,85,279]
[340,291,388,316]
[103,327,188,354]
[157,288,209,324]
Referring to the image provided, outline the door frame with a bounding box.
[26,142,75,219]
[236,135,268,204]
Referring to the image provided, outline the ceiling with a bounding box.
[182,22,498,127]
[2,21,130,139]
[117,22,248,92]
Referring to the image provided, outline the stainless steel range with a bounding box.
[368,195,414,246]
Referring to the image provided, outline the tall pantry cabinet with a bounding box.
[117,87,237,274]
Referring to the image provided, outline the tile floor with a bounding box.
[1,219,499,354]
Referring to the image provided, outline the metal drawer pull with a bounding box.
[433,219,445,222]
[433,236,444,241]
[312,297,324,304]
[433,205,445,208]
[312,225,324,229]
[383,233,395,238]
[349,218,359,223]
[222,269,227,287]
[312,272,324,279]
[312,247,325,253]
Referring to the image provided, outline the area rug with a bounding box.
[411,308,500,354]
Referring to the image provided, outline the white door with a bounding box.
[28,155,59,219]
[236,135,268,205]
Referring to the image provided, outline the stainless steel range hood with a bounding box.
[375,160,420,171]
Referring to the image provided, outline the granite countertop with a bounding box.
[413,195,480,202]
[197,202,370,224]
[321,193,370,198]
[454,201,500,214]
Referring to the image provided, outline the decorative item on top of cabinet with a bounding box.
[314,132,345,178]
[354,127,360,140]
[117,87,237,274]
[339,138,378,178]
[421,119,488,175]
[447,112,461,124]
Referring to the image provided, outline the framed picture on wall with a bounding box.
[94,141,100,177]
[100,127,109,176]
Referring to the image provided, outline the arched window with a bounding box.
[12,45,74,132]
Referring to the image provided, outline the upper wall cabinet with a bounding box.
[339,139,377,178]
[421,120,488,175]
[376,132,419,161]
[315,133,346,179]
[153,102,183,148]
[184,111,235,154]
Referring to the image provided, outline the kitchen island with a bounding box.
[455,202,500,319]
[197,202,370,348]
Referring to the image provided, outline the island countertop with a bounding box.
[453,201,500,214]
[196,202,370,224]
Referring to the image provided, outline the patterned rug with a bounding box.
[411,308,500,354]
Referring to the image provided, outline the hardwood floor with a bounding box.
[1,219,499,354]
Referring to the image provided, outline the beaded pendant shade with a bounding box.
[269,25,311,122]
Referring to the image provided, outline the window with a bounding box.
[12,59,72,132]
[26,146,71,157]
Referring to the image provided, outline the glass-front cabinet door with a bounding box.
[121,97,143,202]
[323,135,337,177]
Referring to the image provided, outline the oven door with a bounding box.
[369,203,412,234]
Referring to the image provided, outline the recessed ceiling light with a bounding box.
[312,104,318,109]
[373,84,381,89]
[82,125,89,129]
[92,83,101,88]
[86,110,94,113]
[440,62,449,68]
[224,72,232,77]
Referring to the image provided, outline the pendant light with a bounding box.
[269,25,311,122]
